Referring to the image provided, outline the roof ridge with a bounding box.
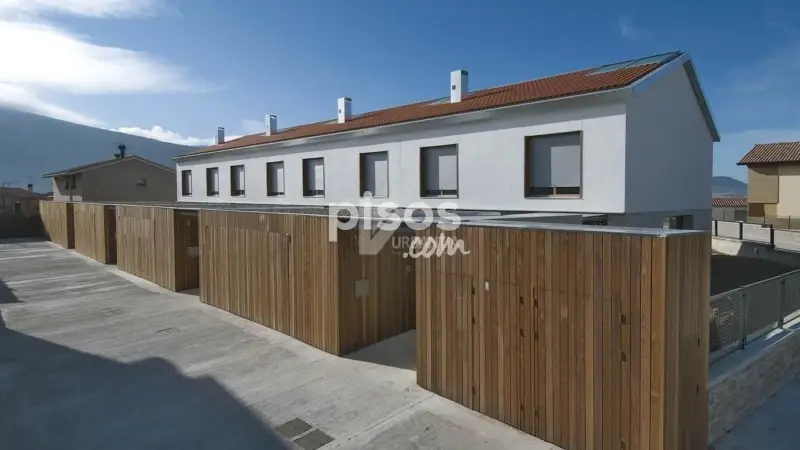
[754,140,800,146]
[185,51,683,156]
[231,53,682,141]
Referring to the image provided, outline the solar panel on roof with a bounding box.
[587,52,677,75]
[589,60,637,74]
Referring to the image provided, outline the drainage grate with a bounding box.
[275,418,333,450]
[293,429,333,450]
[276,418,312,440]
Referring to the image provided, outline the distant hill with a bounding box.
[0,108,193,192]
[712,176,747,197]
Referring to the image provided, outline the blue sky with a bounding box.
[2,0,800,181]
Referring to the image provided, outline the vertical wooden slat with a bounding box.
[602,233,613,450]
[620,235,632,450]
[629,236,642,450]
[408,225,708,450]
[640,236,653,449]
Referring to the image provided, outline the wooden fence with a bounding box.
[39,201,74,248]
[416,225,710,450]
[199,210,414,355]
[73,203,117,264]
[116,205,199,291]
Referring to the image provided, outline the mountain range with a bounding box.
[712,176,748,197]
[0,108,193,193]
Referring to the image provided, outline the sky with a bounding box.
[1,0,800,181]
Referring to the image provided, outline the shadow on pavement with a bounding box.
[0,279,19,304]
[344,331,417,371]
[711,254,795,295]
[0,312,292,450]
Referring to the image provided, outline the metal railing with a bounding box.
[710,268,800,362]
[712,220,800,253]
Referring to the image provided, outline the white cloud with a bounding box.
[115,126,242,146]
[0,0,222,149]
[116,126,214,146]
[0,82,103,126]
[0,0,161,18]
[618,16,650,41]
[0,19,211,94]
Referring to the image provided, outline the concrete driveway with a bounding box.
[0,240,557,450]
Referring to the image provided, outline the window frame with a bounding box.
[359,150,389,198]
[524,131,583,199]
[206,167,220,197]
[302,157,326,197]
[419,144,459,199]
[180,170,192,197]
[266,161,285,197]
[230,165,245,197]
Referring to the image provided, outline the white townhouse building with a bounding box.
[174,51,719,229]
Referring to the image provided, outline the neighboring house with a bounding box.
[43,155,176,203]
[174,51,718,229]
[711,197,748,222]
[0,185,47,217]
[738,142,800,228]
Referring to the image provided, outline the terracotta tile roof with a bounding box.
[187,52,683,155]
[738,141,800,165]
[712,197,748,208]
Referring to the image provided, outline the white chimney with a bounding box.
[450,69,469,103]
[338,97,352,123]
[266,115,278,136]
[216,127,225,144]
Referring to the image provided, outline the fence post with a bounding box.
[739,291,749,350]
[778,278,787,328]
[738,221,744,240]
[769,224,776,249]
[714,220,719,237]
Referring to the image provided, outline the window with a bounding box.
[230,165,245,196]
[662,215,692,230]
[420,144,458,197]
[64,176,77,190]
[303,158,325,197]
[267,161,285,197]
[181,170,192,196]
[360,151,389,197]
[525,132,582,197]
[206,167,219,196]
[748,203,765,218]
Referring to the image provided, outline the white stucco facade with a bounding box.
[175,56,716,229]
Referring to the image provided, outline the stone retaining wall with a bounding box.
[709,327,800,443]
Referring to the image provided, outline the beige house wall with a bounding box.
[747,166,779,204]
[51,174,83,202]
[80,159,175,202]
[777,164,800,218]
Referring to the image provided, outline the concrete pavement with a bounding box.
[0,240,558,450]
